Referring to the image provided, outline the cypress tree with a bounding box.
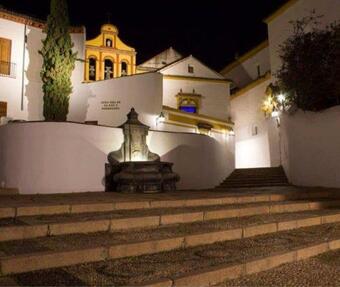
[40,0,77,121]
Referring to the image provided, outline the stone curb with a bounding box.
[1,200,339,242]
[1,213,340,275]
[137,240,340,287]
[0,190,332,219]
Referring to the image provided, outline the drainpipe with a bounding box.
[21,23,27,111]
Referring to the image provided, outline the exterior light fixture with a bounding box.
[229,130,235,136]
[277,94,286,104]
[157,112,165,123]
[156,112,166,128]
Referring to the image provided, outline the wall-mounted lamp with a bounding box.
[277,94,286,104]
[157,112,165,123]
[156,112,166,128]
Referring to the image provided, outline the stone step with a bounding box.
[223,175,288,180]
[0,188,19,196]
[219,167,289,188]
[1,199,339,242]
[0,210,339,275]
[6,223,340,286]
[221,180,288,186]
[218,183,290,188]
[223,178,288,183]
[229,172,285,176]
[230,167,285,173]
[0,189,330,220]
[218,167,289,189]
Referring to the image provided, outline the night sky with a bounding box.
[0,0,288,70]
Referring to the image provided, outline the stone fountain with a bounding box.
[106,108,179,193]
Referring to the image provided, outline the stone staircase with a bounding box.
[0,188,19,196]
[217,166,289,189]
[0,187,339,286]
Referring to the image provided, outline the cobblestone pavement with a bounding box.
[221,249,340,287]
[9,223,340,286]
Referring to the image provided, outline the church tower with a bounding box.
[84,24,136,82]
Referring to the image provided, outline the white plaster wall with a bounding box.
[0,18,87,122]
[230,78,281,168]
[222,46,270,89]
[280,106,340,188]
[162,56,225,79]
[268,0,340,77]
[85,72,163,129]
[0,122,234,194]
[0,18,27,120]
[163,79,230,120]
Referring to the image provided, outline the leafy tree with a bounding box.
[40,0,77,121]
[276,12,340,112]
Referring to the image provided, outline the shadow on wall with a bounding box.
[160,141,234,190]
[25,29,44,121]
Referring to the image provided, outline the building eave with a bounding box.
[263,0,299,24]
[220,40,269,75]
[163,74,231,84]
[163,105,234,128]
[230,72,271,100]
[0,7,84,33]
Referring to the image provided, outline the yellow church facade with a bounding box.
[84,24,136,82]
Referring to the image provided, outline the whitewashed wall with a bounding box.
[162,56,225,79]
[0,18,87,122]
[230,78,280,168]
[268,0,340,77]
[160,56,230,121]
[85,72,163,128]
[162,79,230,120]
[0,122,234,194]
[280,106,340,188]
[222,46,270,89]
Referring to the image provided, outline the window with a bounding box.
[178,97,199,114]
[0,38,11,76]
[252,125,258,136]
[188,65,194,74]
[121,61,128,76]
[88,57,96,81]
[177,90,201,114]
[104,59,114,79]
[179,106,197,113]
[257,64,261,78]
[106,38,113,47]
[0,101,7,118]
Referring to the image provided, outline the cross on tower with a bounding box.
[106,12,112,24]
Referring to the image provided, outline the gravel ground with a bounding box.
[0,209,339,256]
[221,249,340,287]
[10,223,340,286]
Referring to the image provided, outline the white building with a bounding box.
[0,9,233,139]
[221,41,277,168]
[0,8,88,123]
[221,0,340,187]
[0,10,235,193]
